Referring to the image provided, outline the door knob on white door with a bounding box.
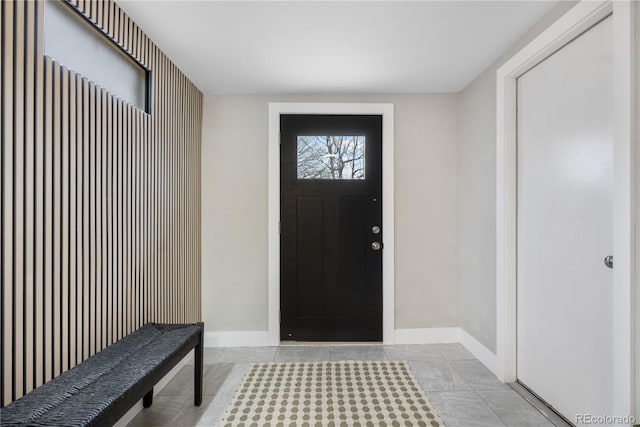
[604,255,613,268]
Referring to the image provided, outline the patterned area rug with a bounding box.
[220,360,445,427]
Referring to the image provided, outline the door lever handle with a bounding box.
[604,255,613,268]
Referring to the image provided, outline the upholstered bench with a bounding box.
[1,322,204,427]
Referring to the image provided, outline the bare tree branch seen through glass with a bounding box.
[297,135,365,179]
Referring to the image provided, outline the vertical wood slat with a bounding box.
[2,0,15,405]
[82,76,89,361]
[159,52,164,324]
[52,58,61,379]
[135,110,138,330]
[95,82,100,350]
[107,92,113,347]
[166,55,171,324]
[125,102,130,336]
[23,0,35,397]
[61,64,69,376]
[1,0,4,405]
[88,79,95,357]
[44,55,53,385]
[150,46,156,324]
[116,91,122,341]
[69,68,77,372]
[75,72,83,365]
[14,0,25,400]
[100,87,106,351]
[1,0,202,407]
[34,0,44,392]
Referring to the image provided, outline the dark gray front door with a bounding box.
[280,114,383,341]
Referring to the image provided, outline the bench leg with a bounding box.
[143,388,153,408]
[195,323,204,406]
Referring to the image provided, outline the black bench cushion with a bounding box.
[1,323,201,426]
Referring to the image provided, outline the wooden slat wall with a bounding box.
[1,0,203,406]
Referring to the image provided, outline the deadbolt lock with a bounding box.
[371,225,380,234]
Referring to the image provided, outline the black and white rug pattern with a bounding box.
[220,360,445,427]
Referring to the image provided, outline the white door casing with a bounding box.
[516,15,613,421]
[268,103,395,345]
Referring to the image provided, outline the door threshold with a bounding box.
[508,381,574,427]
[279,341,383,346]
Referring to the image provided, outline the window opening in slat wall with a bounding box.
[43,0,150,113]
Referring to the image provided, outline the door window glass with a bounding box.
[297,135,365,179]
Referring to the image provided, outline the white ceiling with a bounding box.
[116,1,558,94]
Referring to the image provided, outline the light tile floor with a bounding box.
[127,344,563,427]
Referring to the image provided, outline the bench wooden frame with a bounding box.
[102,322,205,426]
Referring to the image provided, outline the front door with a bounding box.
[516,16,613,423]
[280,114,382,341]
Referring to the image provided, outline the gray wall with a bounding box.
[457,1,578,353]
[201,94,460,332]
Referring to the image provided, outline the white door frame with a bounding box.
[268,103,395,345]
[496,0,637,419]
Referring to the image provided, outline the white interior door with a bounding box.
[516,16,613,424]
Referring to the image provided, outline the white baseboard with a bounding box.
[205,328,461,347]
[392,327,498,378]
[202,328,499,381]
[393,327,460,344]
[459,328,498,376]
[204,331,273,347]
[113,350,194,427]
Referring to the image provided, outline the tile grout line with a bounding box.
[405,361,471,394]
[472,389,517,427]
[444,360,472,391]
[210,348,224,364]
[432,354,513,426]
[432,343,449,360]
